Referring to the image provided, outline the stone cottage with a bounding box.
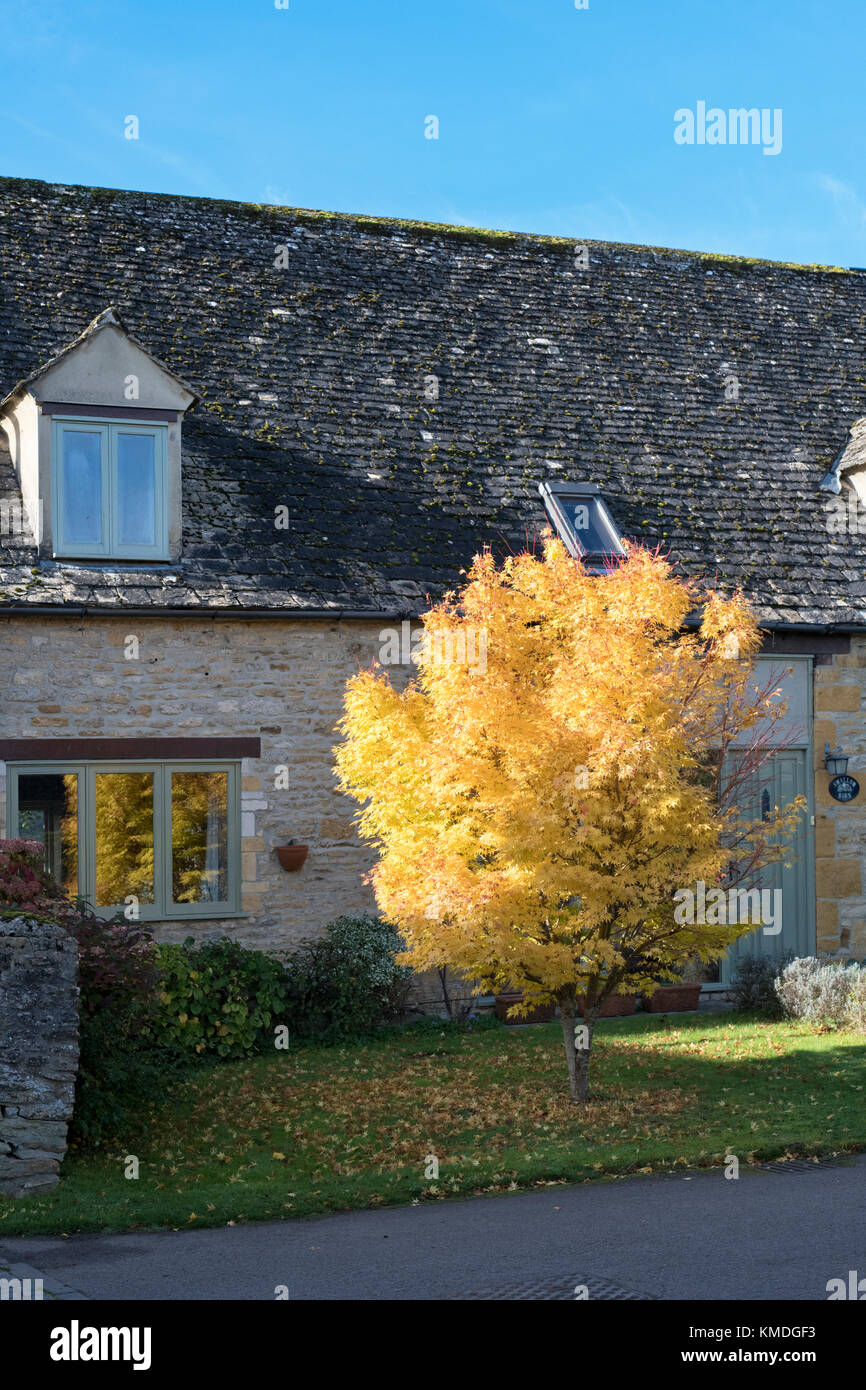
[1,174,866,993]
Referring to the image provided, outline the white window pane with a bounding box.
[62,431,102,546]
[116,433,156,547]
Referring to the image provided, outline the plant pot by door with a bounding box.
[577,992,638,1018]
[494,992,556,1025]
[643,982,702,1013]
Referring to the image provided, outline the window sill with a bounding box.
[112,910,250,923]
[51,554,173,566]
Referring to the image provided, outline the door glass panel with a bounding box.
[171,771,229,903]
[16,772,79,898]
[62,430,102,546]
[116,432,156,547]
[94,772,155,907]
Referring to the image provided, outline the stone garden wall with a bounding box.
[0,916,79,1197]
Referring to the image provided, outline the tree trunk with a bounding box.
[574,1011,596,1104]
[560,994,595,1103]
[437,965,453,1020]
[558,989,600,1106]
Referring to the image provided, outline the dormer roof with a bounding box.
[0,306,199,414]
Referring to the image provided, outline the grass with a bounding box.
[2,1011,865,1237]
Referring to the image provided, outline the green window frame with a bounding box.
[52,417,169,561]
[7,761,242,920]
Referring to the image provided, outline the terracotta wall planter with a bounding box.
[577,992,638,1018]
[643,982,702,1013]
[275,844,309,871]
[494,992,556,1025]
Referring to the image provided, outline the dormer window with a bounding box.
[53,416,169,560]
[538,480,627,569]
[0,307,196,565]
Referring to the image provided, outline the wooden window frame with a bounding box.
[51,416,169,561]
[7,760,242,920]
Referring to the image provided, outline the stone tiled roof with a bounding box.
[1,175,866,625]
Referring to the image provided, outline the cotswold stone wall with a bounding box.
[814,634,866,960]
[0,613,408,957]
[0,916,79,1197]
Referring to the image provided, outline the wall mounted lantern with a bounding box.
[825,742,860,802]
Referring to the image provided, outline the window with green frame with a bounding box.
[52,417,169,560]
[8,762,241,919]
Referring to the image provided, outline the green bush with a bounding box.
[282,913,413,1042]
[68,915,191,1149]
[148,936,290,1060]
[730,953,793,1015]
[0,839,169,1148]
[1,842,294,1142]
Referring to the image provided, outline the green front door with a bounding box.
[720,748,815,987]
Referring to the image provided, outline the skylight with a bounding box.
[538,480,627,568]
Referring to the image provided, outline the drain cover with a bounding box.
[759,1155,853,1174]
[451,1273,657,1301]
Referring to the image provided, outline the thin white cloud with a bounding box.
[264,187,295,207]
[817,175,866,227]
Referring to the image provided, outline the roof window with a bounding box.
[538,480,626,569]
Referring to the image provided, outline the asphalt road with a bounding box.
[3,1154,864,1300]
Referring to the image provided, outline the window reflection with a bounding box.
[17,773,79,898]
[171,771,228,903]
[94,772,156,906]
[116,432,156,546]
[62,430,102,546]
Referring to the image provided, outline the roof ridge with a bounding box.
[0,174,851,275]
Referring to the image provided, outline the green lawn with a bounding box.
[2,1011,865,1237]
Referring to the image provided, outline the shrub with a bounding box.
[148,936,290,1060]
[730,953,793,1014]
[65,913,173,1146]
[1,838,180,1146]
[0,837,159,1020]
[0,838,85,927]
[847,968,866,1032]
[282,913,413,1042]
[774,956,864,1026]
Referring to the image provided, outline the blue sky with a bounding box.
[2,0,865,265]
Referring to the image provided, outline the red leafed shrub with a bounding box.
[0,837,158,1014]
[0,837,71,919]
[1,837,163,1145]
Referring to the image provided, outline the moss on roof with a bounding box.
[0,175,850,272]
[0,173,863,621]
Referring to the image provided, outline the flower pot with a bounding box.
[494,992,556,1025]
[643,982,702,1013]
[275,844,309,871]
[577,992,638,1018]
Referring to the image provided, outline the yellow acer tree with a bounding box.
[335,538,804,1102]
